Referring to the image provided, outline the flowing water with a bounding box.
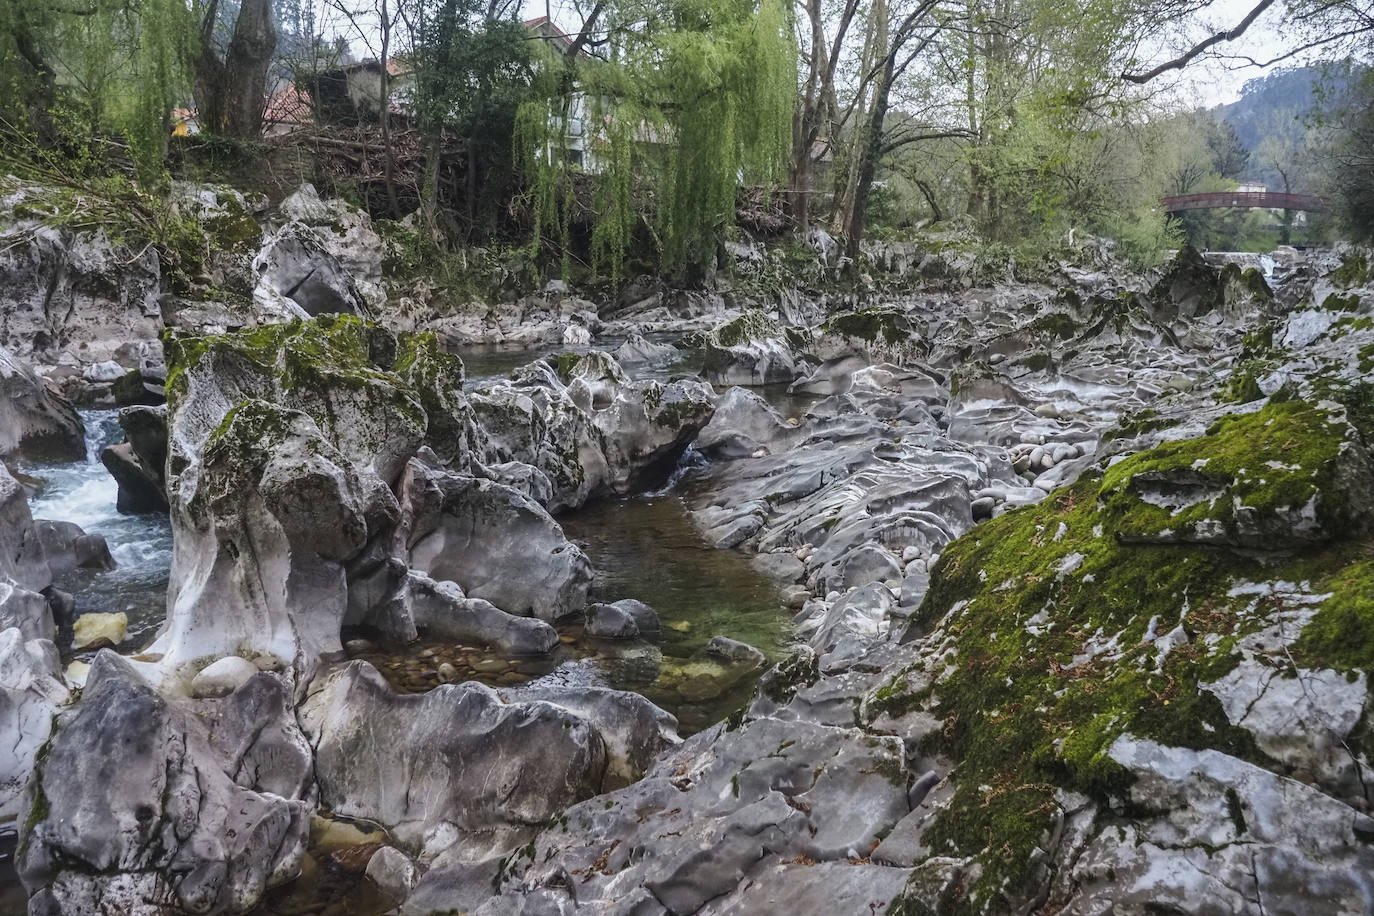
[24,410,173,651]
[2,350,800,910]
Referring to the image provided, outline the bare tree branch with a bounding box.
[1121,0,1276,83]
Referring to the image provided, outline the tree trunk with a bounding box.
[380,0,400,218]
[421,131,443,241]
[843,55,896,266]
[196,0,277,139]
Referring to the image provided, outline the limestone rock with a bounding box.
[396,458,591,621]
[191,655,263,698]
[72,612,127,649]
[254,221,367,317]
[20,652,313,916]
[0,629,68,821]
[34,519,115,575]
[0,346,85,464]
[301,661,607,856]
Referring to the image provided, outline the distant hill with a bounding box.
[1213,62,1363,154]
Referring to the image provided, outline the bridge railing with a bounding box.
[1161,191,1329,213]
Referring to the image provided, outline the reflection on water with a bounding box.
[562,489,790,733]
[24,409,172,651]
[454,333,696,389]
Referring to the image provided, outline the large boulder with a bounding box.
[101,403,170,513]
[0,346,85,464]
[395,457,591,621]
[300,661,608,857]
[0,183,161,364]
[20,652,313,916]
[253,222,367,318]
[0,463,57,643]
[698,311,802,386]
[277,183,386,309]
[0,629,68,821]
[150,399,395,684]
[153,318,489,684]
[469,351,714,511]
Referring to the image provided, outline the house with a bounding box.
[306,58,414,125]
[262,86,315,137]
[524,17,599,171]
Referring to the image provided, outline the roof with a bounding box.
[264,87,314,126]
[524,16,590,57]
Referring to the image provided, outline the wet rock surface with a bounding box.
[4,181,1374,916]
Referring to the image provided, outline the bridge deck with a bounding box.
[1162,191,1328,213]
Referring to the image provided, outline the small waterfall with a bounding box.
[26,408,173,645]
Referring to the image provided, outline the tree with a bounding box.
[1121,0,1372,84]
[518,0,797,282]
[411,0,533,238]
[1319,68,1374,241]
[194,0,278,138]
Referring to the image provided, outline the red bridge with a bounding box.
[1162,191,1329,213]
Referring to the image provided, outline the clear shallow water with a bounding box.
[455,333,697,389]
[561,489,791,733]
[24,409,173,651]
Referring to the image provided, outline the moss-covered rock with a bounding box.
[874,398,1374,913]
[164,316,474,480]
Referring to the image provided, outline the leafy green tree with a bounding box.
[411,0,533,239]
[518,0,797,282]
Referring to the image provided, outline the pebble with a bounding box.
[1029,446,1046,467]
[1034,403,1060,418]
[472,659,508,674]
[971,496,995,520]
[901,546,921,562]
[436,662,458,683]
[344,639,376,654]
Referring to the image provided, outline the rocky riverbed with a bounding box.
[1,178,1373,915]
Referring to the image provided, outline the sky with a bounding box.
[328,0,1300,109]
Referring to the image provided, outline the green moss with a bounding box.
[885,398,1370,914]
[1099,400,1353,543]
[1220,363,1266,403]
[1290,557,1374,672]
[1240,324,1275,360]
[1104,408,1180,441]
[202,193,261,253]
[1025,311,1080,340]
[711,311,780,348]
[1220,263,1273,306]
[1331,252,1370,288]
[1321,293,1363,312]
[1328,316,1373,340]
[823,309,914,346]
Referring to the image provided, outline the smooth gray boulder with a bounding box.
[0,346,85,464]
[396,458,591,621]
[253,221,367,317]
[20,652,313,916]
[151,400,396,685]
[301,661,608,857]
[0,629,68,821]
[34,519,115,575]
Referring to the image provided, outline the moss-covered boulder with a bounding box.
[869,396,1374,914]
[164,315,473,482]
[697,311,801,386]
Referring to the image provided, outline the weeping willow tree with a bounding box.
[516,0,797,282]
[0,0,195,184]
